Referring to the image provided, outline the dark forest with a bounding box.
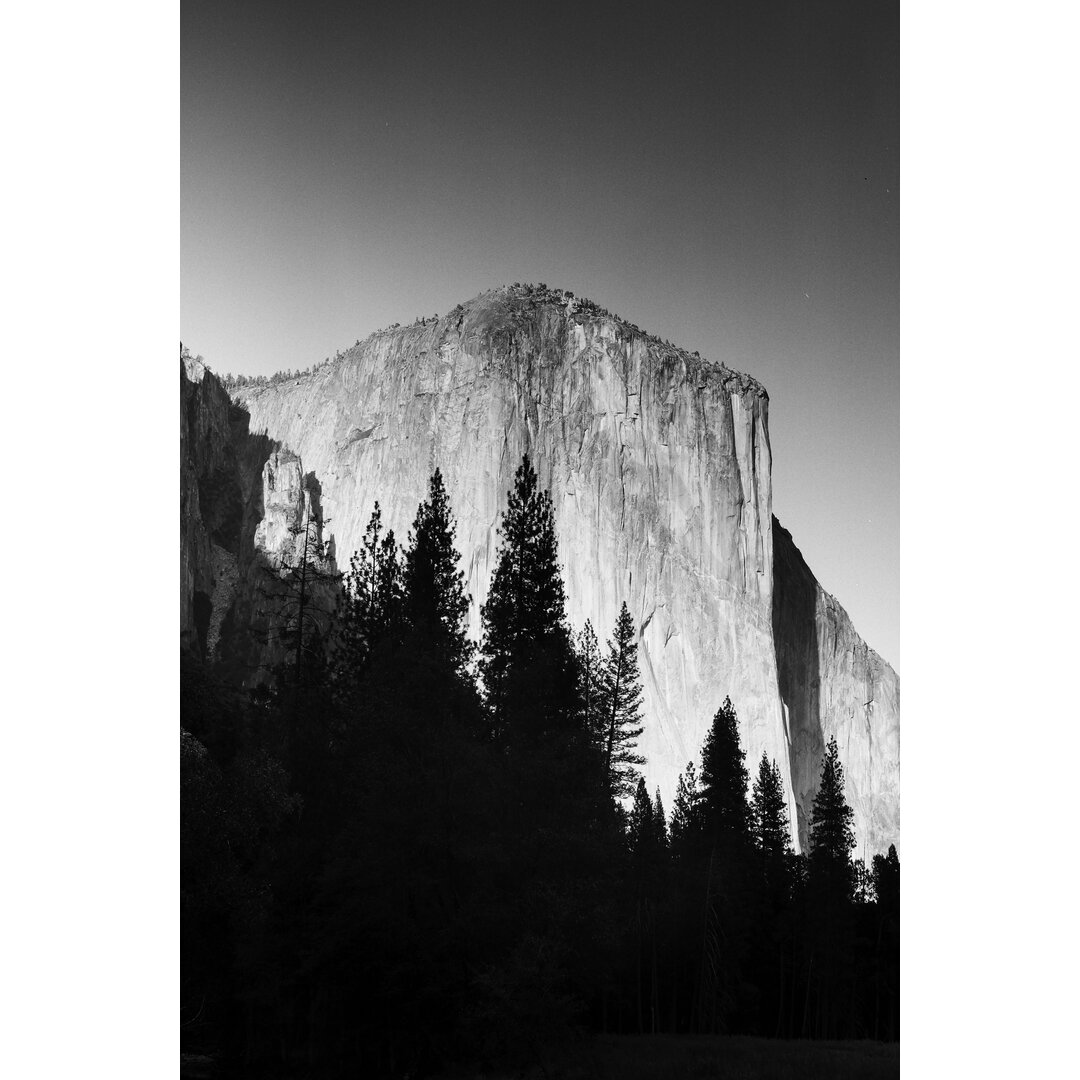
[181,455,900,1077]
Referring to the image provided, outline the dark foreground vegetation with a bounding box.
[181,456,900,1078]
[433,1034,899,1080]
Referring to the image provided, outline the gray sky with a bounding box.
[182,0,899,668]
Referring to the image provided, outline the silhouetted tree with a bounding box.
[669,761,701,857]
[752,753,793,886]
[698,697,752,843]
[331,502,403,710]
[695,697,756,1033]
[479,455,577,743]
[575,620,605,752]
[652,788,669,853]
[750,753,796,1036]
[599,603,646,799]
[805,736,858,1039]
[809,736,856,884]
[402,468,472,674]
[871,843,901,1039]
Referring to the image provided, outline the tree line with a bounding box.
[181,455,899,1076]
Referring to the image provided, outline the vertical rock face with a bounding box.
[181,354,240,656]
[772,521,900,861]
[180,355,335,675]
[223,286,898,855]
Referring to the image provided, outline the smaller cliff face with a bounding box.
[181,355,243,656]
[180,356,335,677]
[255,450,334,574]
[772,519,900,859]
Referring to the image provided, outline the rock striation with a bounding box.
[220,286,899,856]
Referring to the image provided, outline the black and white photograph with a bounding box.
[179,2,900,1076]
[13,2,1080,1078]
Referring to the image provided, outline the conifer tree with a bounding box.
[403,468,472,673]
[749,753,795,1037]
[479,455,576,741]
[871,843,900,915]
[574,620,605,750]
[332,502,403,707]
[752,754,793,863]
[652,788,669,853]
[694,698,756,1033]
[599,602,646,799]
[871,843,901,1040]
[628,777,655,860]
[805,736,858,1039]
[698,697,752,844]
[808,736,856,885]
[668,761,701,856]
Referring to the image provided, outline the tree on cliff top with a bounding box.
[479,454,577,742]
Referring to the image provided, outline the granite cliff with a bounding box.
[214,286,898,856]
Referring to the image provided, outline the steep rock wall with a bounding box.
[772,520,900,860]
[181,355,243,656]
[180,356,335,675]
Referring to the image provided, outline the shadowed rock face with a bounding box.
[772,520,900,860]
[181,355,245,657]
[223,286,899,855]
[180,356,336,679]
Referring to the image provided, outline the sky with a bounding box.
[182,0,899,668]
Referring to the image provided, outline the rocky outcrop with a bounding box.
[180,353,335,676]
[181,354,243,656]
[227,286,899,855]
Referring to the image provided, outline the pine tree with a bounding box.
[698,697,751,844]
[599,602,646,799]
[331,502,403,708]
[402,468,472,674]
[574,620,605,750]
[668,761,701,856]
[695,697,755,1034]
[808,736,856,884]
[628,777,655,860]
[871,843,900,1040]
[805,736,858,1039]
[479,455,577,742]
[750,753,795,1037]
[751,753,793,865]
[871,843,900,915]
[652,788,669,853]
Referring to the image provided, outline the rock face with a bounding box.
[772,520,901,861]
[181,353,246,657]
[223,286,899,856]
[180,354,335,676]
